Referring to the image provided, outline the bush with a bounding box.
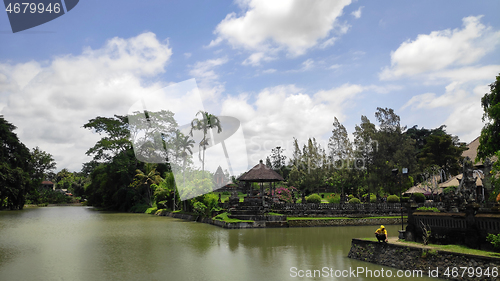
[387,195,400,203]
[203,193,219,212]
[401,196,410,203]
[416,206,439,212]
[306,194,322,204]
[413,193,426,203]
[327,194,341,204]
[486,233,500,249]
[130,203,149,213]
[443,186,457,194]
[348,198,361,204]
[145,207,158,214]
[348,194,354,200]
[222,191,230,195]
[193,202,207,216]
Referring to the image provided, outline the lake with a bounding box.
[0,206,439,280]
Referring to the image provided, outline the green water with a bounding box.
[0,207,438,281]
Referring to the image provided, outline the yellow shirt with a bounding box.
[375,228,387,235]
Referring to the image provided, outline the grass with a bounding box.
[213,212,254,223]
[395,239,500,258]
[267,212,284,216]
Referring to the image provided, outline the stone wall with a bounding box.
[288,217,404,227]
[348,238,500,281]
[270,202,405,216]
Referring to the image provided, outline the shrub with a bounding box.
[486,233,500,249]
[401,196,410,203]
[275,185,297,203]
[387,195,400,203]
[443,186,457,195]
[306,194,322,204]
[370,194,376,203]
[348,194,354,200]
[413,193,426,203]
[203,193,219,211]
[193,202,207,216]
[145,207,158,214]
[222,191,230,195]
[348,198,361,204]
[130,203,149,213]
[416,206,440,212]
[327,193,341,204]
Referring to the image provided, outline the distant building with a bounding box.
[40,181,54,190]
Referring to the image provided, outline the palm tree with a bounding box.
[172,131,195,210]
[189,111,222,172]
[134,163,163,207]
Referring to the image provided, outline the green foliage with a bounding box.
[348,194,354,200]
[478,73,500,161]
[130,203,149,213]
[443,186,457,194]
[0,116,34,210]
[348,198,361,204]
[413,192,426,203]
[486,233,500,249]
[145,207,158,214]
[416,206,440,212]
[306,194,322,203]
[193,201,207,216]
[387,195,400,203]
[327,193,341,204]
[401,196,410,203]
[203,193,219,212]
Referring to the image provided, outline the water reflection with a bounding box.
[0,207,440,281]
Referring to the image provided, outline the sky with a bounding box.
[0,0,499,175]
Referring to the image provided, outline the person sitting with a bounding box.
[375,225,388,243]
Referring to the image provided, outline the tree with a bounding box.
[477,73,500,161]
[370,108,416,195]
[83,115,132,161]
[189,111,222,172]
[418,134,466,176]
[30,147,56,183]
[328,117,352,167]
[0,116,33,209]
[133,163,163,207]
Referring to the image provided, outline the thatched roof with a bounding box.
[439,173,483,188]
[462,137,481,166]
[404,185,443,195]
[238,160,284,182]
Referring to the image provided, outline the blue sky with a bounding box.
[0,0,499,173]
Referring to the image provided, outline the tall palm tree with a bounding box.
[173,131,195,210]
[134,163,163,207]
[190,111,222,172]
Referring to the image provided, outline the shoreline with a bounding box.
[348,238,500,281]
[159,211,407,229]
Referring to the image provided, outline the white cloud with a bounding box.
[184,52,192,58]
[380,16,500,80]
[221,83,363,164]
[189,57,228,82]
[0,32,172,171]
[212,0,352,59]
[242,52,275,66]
[262,68,277,74]
[351,6,363,19]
